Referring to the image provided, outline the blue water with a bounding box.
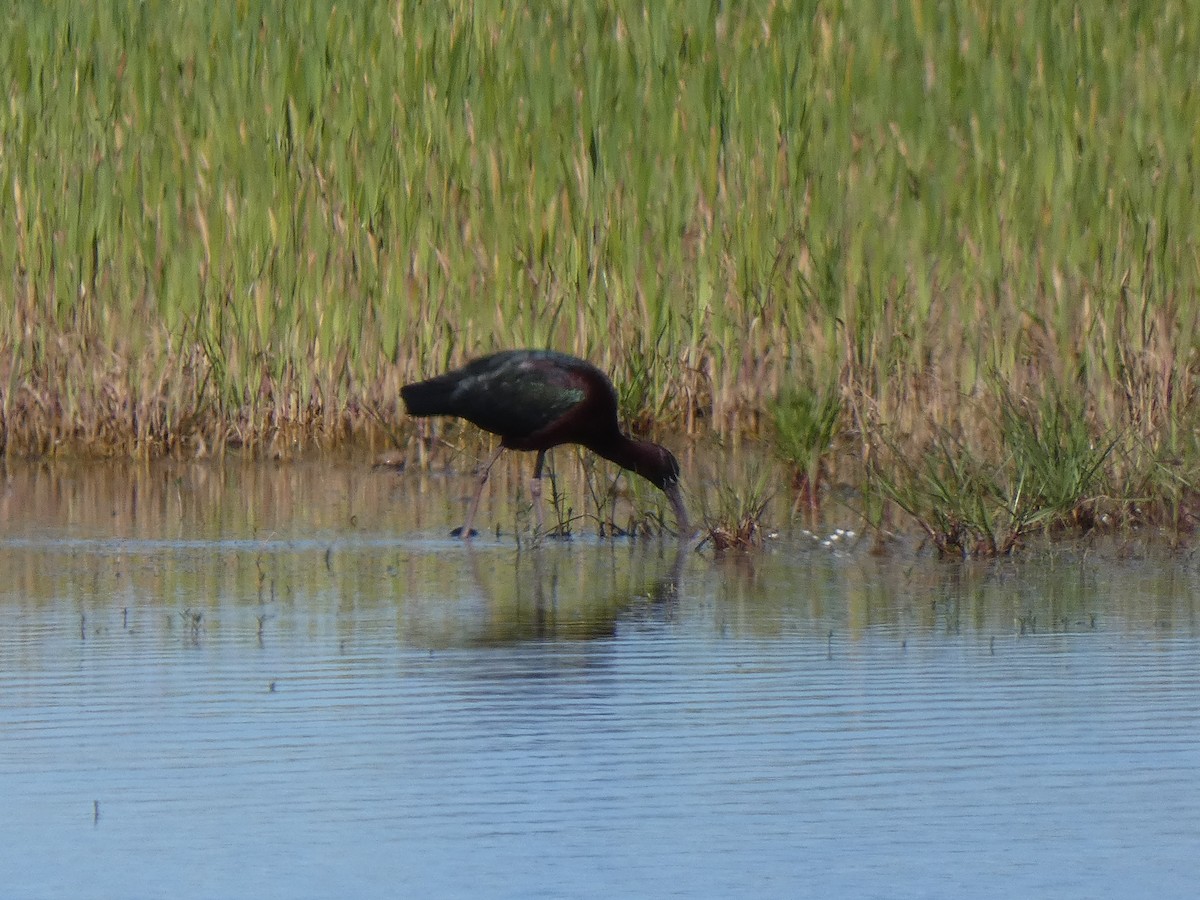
[1,464,1198,899]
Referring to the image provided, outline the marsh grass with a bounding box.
[541,469,579,540]
[770,382,842,519]
[2,2,1199,542]
[580,454,636,538]
[699,461,774,553]
[870,382,1117,556]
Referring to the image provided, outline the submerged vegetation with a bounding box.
[2,1,1199,547]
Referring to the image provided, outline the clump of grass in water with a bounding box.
[871,386,1115,557]
[870,434,1014,557]
[770,382,842,520]
[581,456,633,538]
[996,387,1117,531]
[508,451,679,541]
[541,469,578,540]
[698,469,773,553]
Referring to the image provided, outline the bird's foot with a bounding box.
[449,526,479,539]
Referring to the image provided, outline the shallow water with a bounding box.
[2,461,1199,898]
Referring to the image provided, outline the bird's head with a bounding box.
[632,442,680,490]
[632,442,690,537]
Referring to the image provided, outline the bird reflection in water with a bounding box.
[458,540,689,646]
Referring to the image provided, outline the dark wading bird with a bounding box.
[401,350,690,539]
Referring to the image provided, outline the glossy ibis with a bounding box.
[401,350,689,538]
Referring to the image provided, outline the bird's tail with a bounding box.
[400,374,459,417]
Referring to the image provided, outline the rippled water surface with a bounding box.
[2,462,1199,898]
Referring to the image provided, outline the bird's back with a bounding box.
[401,350,616,444]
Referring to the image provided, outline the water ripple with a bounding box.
[2,523,1199,897]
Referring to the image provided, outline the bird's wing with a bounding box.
[451,355,586,439]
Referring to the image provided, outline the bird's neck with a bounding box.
[588,432,654,473]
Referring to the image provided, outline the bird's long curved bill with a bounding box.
[663,482,691,537]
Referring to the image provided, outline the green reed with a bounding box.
[770,381,842,518]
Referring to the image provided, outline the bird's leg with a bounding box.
[454,445,505,539]
[530,449,547,534]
